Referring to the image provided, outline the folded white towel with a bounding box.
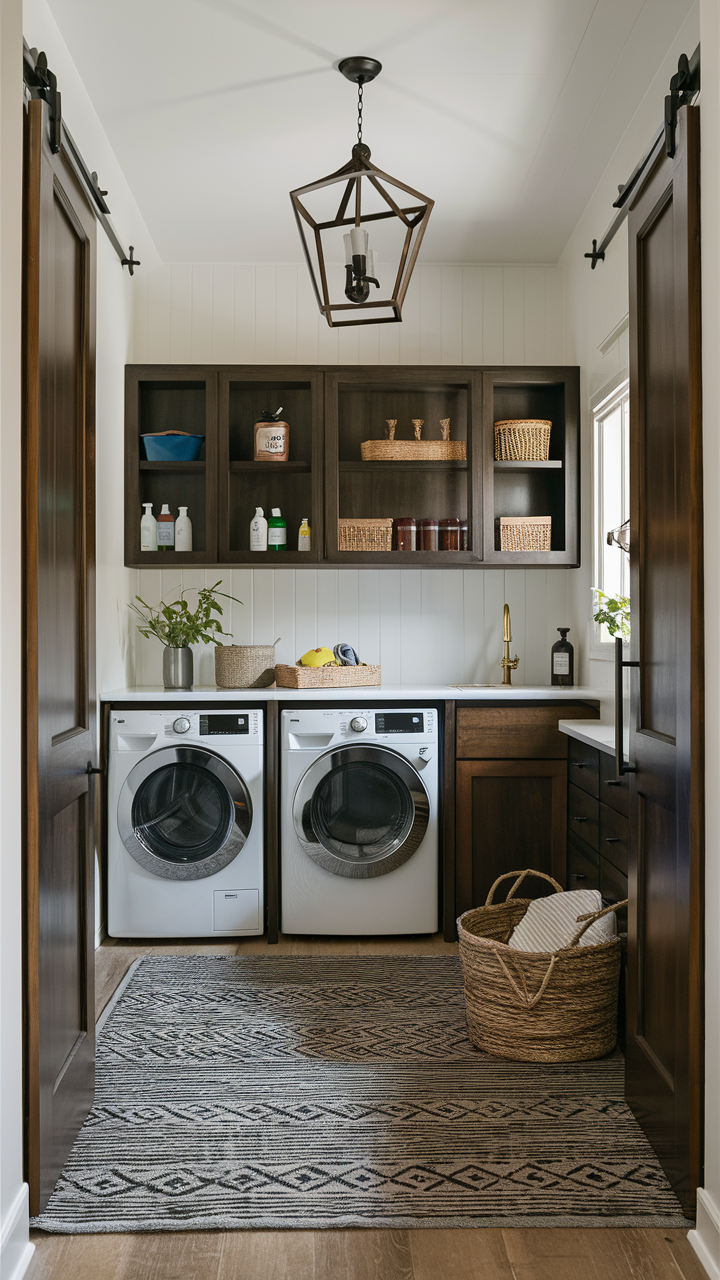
[507,888,616,953]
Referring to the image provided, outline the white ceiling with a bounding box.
[47,0,695,263]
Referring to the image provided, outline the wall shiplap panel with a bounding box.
[132,259,577,686]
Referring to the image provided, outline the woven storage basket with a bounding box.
[215,645,276,688]
[494,419,552,461]
[457,870,627,1063]
[361,440,467,462]
[499,516,552,551]
[274,663,381,688]
[338,518,393,552]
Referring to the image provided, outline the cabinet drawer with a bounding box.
[600,803,628,875]
[457,704,598,759]
[568,783,599,851]
[567,837,599,893]
[599,855,628,936]
[567,738,600,797]
[599,751,630,816]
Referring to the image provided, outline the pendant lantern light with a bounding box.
[290,57,434,327]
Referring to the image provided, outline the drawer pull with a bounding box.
[605,779,621,787]
[605,836,620,843]
[572,873,588,881]
[572,816,588,823]
[571,762,586,768]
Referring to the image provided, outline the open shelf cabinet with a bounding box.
[125,364,580,568]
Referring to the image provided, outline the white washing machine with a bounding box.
[281,707,439,935]
[108,708,264,938]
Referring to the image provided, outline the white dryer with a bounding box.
[108,708,264,938]
[281,707,439,935]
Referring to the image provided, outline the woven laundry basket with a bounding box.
[494,419,552,461]
[457,870,627,1063]
[215,645,276,689]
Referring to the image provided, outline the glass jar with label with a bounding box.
[393,517,417,551]
[439,517,461,551]
[417,518,439,550]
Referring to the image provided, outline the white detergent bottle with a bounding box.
[140,502,157,551]
[250,506,268,551]
[175,506,193,551]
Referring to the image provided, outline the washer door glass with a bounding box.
[294,745,429,879]
[118,745,252,882]
[132,762,234,863]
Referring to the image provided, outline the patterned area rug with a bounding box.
[33,955,687,1232]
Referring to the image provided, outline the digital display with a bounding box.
[199,715,249,736]
[375,713,424,734]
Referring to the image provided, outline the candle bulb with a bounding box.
[350,226,368,257]
[343,233,353,265]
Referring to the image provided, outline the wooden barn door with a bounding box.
[626,103,703,1209]
[23,97,97,1213]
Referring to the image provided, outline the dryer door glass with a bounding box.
[311,761,412,860]
[132,762,234,864]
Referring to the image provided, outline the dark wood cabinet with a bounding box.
[125,363,580,569]
[447,702,599,937]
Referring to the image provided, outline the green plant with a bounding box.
[592,588,631,638]
[131,581,242,648]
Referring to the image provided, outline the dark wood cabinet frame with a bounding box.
[125,363,580,569]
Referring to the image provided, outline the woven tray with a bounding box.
[274,663,381,688]
[338,518,393,552]
[361,440,466,461]
[494,420,551,462]
[499,516,552,551]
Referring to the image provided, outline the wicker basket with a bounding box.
[494,420,552,461]
[274,663,381,688]
[215,645,276,689]
[338,518,393,552]
[499,516,552,551]
[457,870,627,1063]
[361,440,467,462]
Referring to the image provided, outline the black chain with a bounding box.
[357,82,363,144]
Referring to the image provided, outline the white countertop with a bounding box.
[102,683,605,704]
[558,718,628,757]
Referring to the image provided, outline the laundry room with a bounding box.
[2,1,719,1279]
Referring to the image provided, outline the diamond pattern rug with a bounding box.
[32,955,687,1232]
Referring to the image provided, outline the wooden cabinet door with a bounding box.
[626,102,703,1206]
[455,759,567,916]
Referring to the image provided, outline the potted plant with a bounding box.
[131,581,241,689]
[592,588,631,640]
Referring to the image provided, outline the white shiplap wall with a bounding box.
[131,262,573,687]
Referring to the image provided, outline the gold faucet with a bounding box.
[499,603,519,685]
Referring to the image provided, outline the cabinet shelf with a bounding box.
[229,460,311,473]
[340,460,468,473]
[493,460,563,471]
[139,460,206,471]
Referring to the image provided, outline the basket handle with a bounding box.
[569,899,629,948]
[494,951,558,1009]
[485,869,564,906]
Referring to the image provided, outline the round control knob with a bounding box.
[350,716,368,732]
[173,716,191,734]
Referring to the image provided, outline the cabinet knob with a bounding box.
[572,815,588,822]
[572,872,588,881]
[605,779,621,787]
[571,762,586,768]
[605,836,620,843]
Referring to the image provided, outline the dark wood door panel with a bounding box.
[455,759,566,914]
[24,98,97,1214]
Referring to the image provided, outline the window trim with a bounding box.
[590,374,630,660]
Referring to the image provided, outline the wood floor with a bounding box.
[27,934,707,1280]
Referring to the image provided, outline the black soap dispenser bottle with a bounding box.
[551,627,574,686]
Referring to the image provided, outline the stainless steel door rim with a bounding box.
[118,744,252,881]
[293,744,430,879]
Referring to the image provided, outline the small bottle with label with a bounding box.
[250,507,268,551]
[298,517,311,551]
[140,502,157,551]
[551,627,574,686]
[268,507,287,551]
[156,503,175,551]
[175,506,192,551]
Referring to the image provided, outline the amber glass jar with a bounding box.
[439,517,461,551]
[417,518,439,550]
[393,517,417,551]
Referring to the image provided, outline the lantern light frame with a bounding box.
[290,57,434,328]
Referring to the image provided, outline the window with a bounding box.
[592,379,630,646]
